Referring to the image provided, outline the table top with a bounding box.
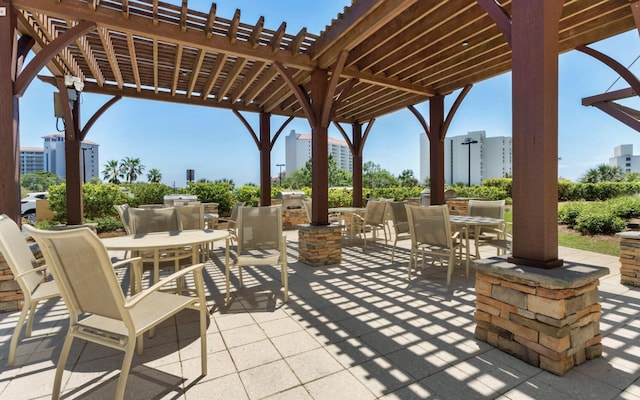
[102,229,229,250]
[450,215,504,226]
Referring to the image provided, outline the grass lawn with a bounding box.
[504,208,620,257]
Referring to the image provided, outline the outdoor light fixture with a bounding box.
[461,137,478,187]
[276,163,285,186]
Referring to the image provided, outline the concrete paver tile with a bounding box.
[238,359,300,399]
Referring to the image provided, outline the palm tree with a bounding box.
[102,160,122,184]
[147,168,162,183]
[580,164,623,183]
[119,157,145,183]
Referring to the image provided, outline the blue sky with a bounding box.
[18,1,640,187]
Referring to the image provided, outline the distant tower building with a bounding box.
[43,133,100,181]
[285,130,353,174]
[19,147,45,174]
[420,130,512,185]
[610,144,640,174]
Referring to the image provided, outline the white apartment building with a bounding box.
[19,147,45,174]
[610,144,640,173]
[285,130,353,175]
[43,134,100,181]
[420,130,512,185]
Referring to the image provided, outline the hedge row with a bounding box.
[557,196,640,235]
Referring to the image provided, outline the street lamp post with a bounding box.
[460,137,478,187]
[276,163,285,187]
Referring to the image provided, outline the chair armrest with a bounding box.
[14,264,48,279]
[124,263,205,308]
[112,257,142,269]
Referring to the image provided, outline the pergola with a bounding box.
[1,0,638,269]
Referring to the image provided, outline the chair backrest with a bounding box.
[177,203,204,230]
[0,215,45,297]
[236,206,282,253]
[128,207,180,234]
[468,199,505,219]
[229,202,245,222]
[113,204,132,234]
[406,204,452,248]
[388,201,409,234]
[202,202,219,215]
[302,198,312,223]
[364,200,387,225]
[24,225,126,322]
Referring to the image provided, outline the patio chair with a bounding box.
[127,207,192,285]
[24,225,207,400]
[405,204,463,284]
[225,206,288,305]
[0,214,61,366]
[220,201,245,245]
[177,203,205,230]
[467,199,508,252]
[387,201,411,262]
[113,204,132,234]
[202,202,219,229]
[352,200,388,246]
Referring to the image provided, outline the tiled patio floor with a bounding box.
[0,229,636,399]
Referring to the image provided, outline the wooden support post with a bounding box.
[352,123,363,207]
[509,0,564,268]
[0,2,21,223]
[310,69,329,225]
[429,95,446,205]
[259,112,272,206]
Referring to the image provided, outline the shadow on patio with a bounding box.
[0,232,639,399]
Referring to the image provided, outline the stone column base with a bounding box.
[473,256,609,376]
[616,232,640,286]
[298,224,342,267]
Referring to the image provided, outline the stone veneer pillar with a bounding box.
[298,224,342,267]
[616,231,640,286]
[474,256,609,376]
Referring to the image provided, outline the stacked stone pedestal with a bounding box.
[474,256,609,376]
[282,209,308,230]
[298,224,342,267]
[616,231,640,286]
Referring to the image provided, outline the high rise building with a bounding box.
[420,130,512,185]
[43,134,99,181]
[610,144,640,173]
[285,130,353,175]
[19,147,45,174]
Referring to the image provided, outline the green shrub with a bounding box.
[573,209,626,235]
[89,216,124,233]
[607,196,640,219]
[188,181,235,214]
[482,178,512,198]
[124,182,173,206]
[236,184,260,206]
[451,185,507,201]
[47,182,130,222]
[558,202,591,226]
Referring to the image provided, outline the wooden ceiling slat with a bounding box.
[171,43,183,96]
[231,61,266,102]
[243,66,278,106]
[315,0,416,69]
[200,53,227,100]
[217,57,247,102]
[270,22,286,52]
[126,32,141,91]
[229,9,240,44]
[187,49,206,98]
[180,0,187,32]
[288,28,307,54]
[97,27,123,88]
[205,3,216,38]
[70,21,105,86]
[250,16,264,49]
[152,38,158,92]
[15,10,66,76]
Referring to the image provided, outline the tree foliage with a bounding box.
[20,171,64,193]
[119,157,145,183]
[102,159,122,184]
[147,168,162,183]
[580,164,623,183]
[363,161,398,188]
